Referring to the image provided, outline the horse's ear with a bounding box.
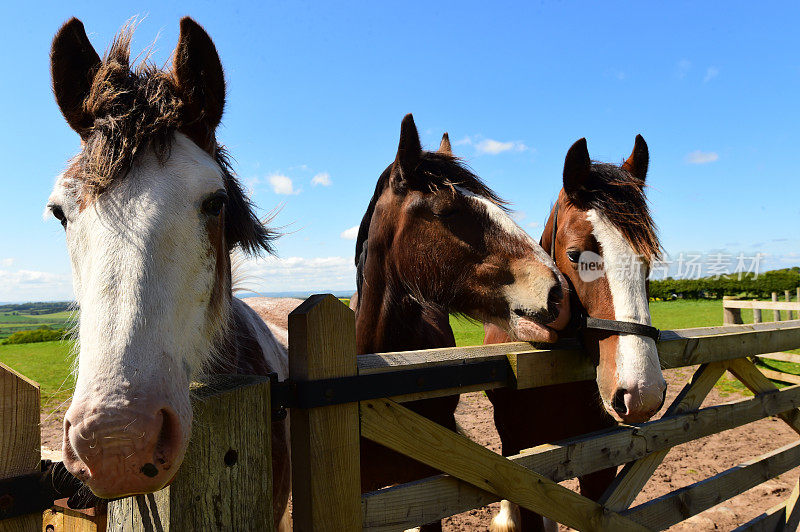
[438,132,452,155]
[621,134,649,182]
[391,113,422,189]
[50,18,101,139]
[172,17,225,150]
[563,138,591,197]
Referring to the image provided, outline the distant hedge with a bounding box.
[650,268,800,300]
[2,326,67,345]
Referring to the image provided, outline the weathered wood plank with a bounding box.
[624,440,800,530]
[729,502,785,532]
[599,362,728,511]
[0,362,41,532]
[723,300,800,311]
[354,321,800,402]
[724,297,744,324]
[758,352,800,364]
[361,398,649,532]
[753,300,763,324]
[107,375,272,531]
[760,368,800,385]
[362,371,800,528]
[44,501,105,532]
[289,295,361,532]
[728,358,800,436]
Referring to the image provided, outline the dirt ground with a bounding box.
[41,366,799,531]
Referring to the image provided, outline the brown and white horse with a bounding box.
[47,18,292,528]
[353,115,570,530]
[486,136,666,531]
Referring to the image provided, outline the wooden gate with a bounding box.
[289,294,800,531]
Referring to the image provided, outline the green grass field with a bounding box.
[0,340,75,410]
[1,299,797,407]
[0,310,75,339]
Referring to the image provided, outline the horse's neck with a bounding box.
[356,280,455,355]
[221,297,289,380]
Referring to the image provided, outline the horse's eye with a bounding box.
[51,205,67,229]
[566,249,581,263]
[202,192,227,216]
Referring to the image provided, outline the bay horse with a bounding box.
[353,115,570,530]
[485,136,667,531]
[47,18,292,528]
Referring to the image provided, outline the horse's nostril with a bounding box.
[612,389,628,415]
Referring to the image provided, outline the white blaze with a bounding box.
[586,209,665,399]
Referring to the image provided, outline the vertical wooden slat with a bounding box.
[773,292,781,322]
[289,294,361,531]
[107,375,272,531]
[752,300,762,323]
[787,290,795,320]
[0,363,41,532]
[723,298,743,324]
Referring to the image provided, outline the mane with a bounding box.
[566,162,661,261]
[66,25,275,255]
[354,151,506,296]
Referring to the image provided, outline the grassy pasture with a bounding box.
[0,310,75,339]
[1,300,798,408]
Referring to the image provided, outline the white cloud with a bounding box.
[311,172,332,187]
[703,66,719,83]
[340,226,359,240]
[238,256,356,293]
[528,221,541,229]
[1,258,14,267]
[685,150,719,164]
[475,139,528,155]
[0,269,73,301]
[268,174,300,195]
[676,59,691,79]
[511,211,526,223]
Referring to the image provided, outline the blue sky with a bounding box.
[1,1,799,301]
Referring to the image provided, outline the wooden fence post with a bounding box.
[753,300,762,324]
[0,363,41,532]
[723,298,743,325]
[773,292,781,322]
[787,290,795,320]
[108,375,272,531]
[289,294,362,531]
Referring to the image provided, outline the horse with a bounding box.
[485,136,667,532]
[353,114,570,530]
[47,18,293,529]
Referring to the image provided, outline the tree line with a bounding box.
[650,267,800,300]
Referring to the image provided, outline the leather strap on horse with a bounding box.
[548,199,661,342]
[0,460,105,522]
[577,315,660,341]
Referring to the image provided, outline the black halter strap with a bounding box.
[548,199,661,342]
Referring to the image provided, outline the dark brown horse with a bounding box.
[47,18,292,528]
[353,115,570,530]
[486,136,666,531]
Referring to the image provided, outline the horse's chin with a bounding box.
[510,316,559,343]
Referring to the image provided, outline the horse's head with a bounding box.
[46,18,272,497]
[542,136,666,423]
[356,114,569,342]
